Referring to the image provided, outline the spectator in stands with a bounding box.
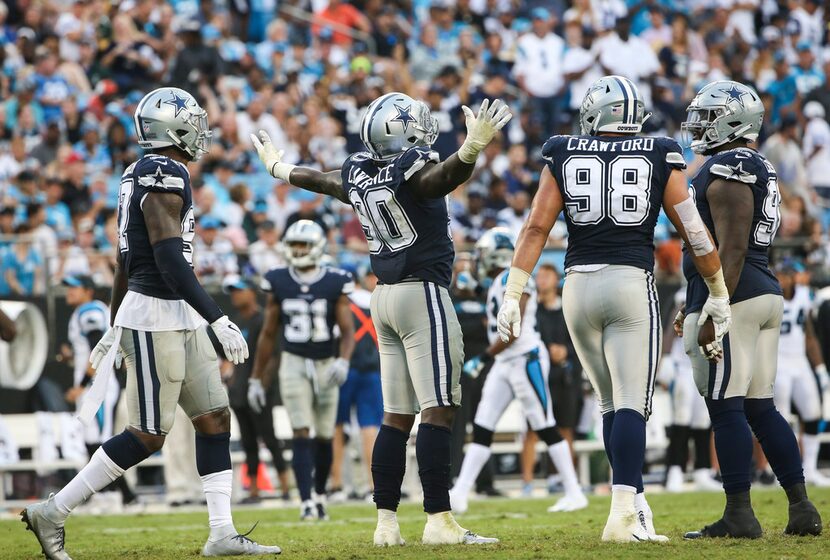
[224,277,290,502]
[803,101,830,209]
[193,216,239,286]
[331,267,382,500]
[762,113,810,205]
[792,41,825,97]
[2,225,43,296]
[766,51,800,126]
[312,0,371,47]
[248,220,283,276]
[284,191,336,237]
[514,8,565,139]
[595,15,660,107]
[29,119,62,167]
[497,190,530,239]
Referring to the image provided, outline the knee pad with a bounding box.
[803,420,820,436]
[472,424,494,447]
[536,427,563,446]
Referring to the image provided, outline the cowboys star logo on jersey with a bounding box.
[137,165,186,191]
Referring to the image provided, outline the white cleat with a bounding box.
[422,511,498,545]
[547,492,589,513]
[665,465,684,493]
[300,500,316,521]
[637,507,669,542]
[602,511,654,543]
[693,469,722,491]
[21,494,72,560]
[202,526,282,556]
[805,470,830,488]
[374,509,405,547]
[449,487,469,514]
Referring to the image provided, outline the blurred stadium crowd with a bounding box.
[2,0,830,295]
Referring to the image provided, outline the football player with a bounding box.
[660,289,719,493]
[678,81,821,538]
[22,87,281,558]
[497,75,732,542]
[252,93,510,545]
[449,228,587,514]
[248,219,356,521]
[773,263,830,487]
[61,274,136,505]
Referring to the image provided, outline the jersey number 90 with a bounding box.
[349,187,418,253]
[561,155,653,226]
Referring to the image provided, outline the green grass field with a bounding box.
[3,488,830,560]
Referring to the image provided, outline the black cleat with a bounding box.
[785,499,822,536]
[684,508,763,540]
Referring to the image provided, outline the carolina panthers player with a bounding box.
[660,289,719,493]
[773,263,830,487]
[248,219,356,522]
[22,87,281,558]
[678,81,821,539]
[497,76,732,543]
[62,274,136,505]
[449,228,586,515]
[252,93,510,546]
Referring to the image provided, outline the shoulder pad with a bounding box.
[78,304,107,333]
[399,147,440,181]
[328,268,355,294]
[541,135,567,161]
[135,155,189,194]
[261,267,288,293]
[656,137,687,170]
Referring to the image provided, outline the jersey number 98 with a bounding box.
[561,155,653,226]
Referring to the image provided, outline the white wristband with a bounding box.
[457,140,482,164]
[703,268,729,298]
[504,266,530,301]
[271,161,296,182]
[816,364,828,376]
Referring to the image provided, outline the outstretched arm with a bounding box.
[408,99,512,199]
[250,132,348,203]
[496,166,563,342]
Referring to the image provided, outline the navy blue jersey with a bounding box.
[683,147,782,312]
[543,135,687,271]
[341,146,454,288]
[116,154,195,299]
[263,266,355,360]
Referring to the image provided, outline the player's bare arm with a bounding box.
[663,169,732,359]
[335,293,356,362]
[249,131,349,203]
[109,253,128,327]
[248,294,281,413]
[497,167,564,342]
[143,191,249,365]
[706,178,754,296]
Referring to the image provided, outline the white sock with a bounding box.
[378,508,398,523]
[53,447,125,519]
[453,443,491,495]
[610,485,636,515]
[803,433,820,475]
[547,440,581,496]
[634,491,650,514]
[201,470,234,532]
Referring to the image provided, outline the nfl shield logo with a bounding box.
[611,106,623,115]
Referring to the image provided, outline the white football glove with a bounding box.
[326,357,350,387]
[90,327,122,370]
[457,98,513,163]
[698,295,731,361]
[250,131,294,181]
[248,377,267,413]
[210,315,249,365]
[497,296,521,343]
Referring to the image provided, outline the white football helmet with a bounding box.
[475,227,515,279]
[281,220,326,269]
[134,87,211,160]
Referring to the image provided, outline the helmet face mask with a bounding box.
[281,220,326,269]
[134,87,212,161]
[360,92,438,160]
[681,80,763,155]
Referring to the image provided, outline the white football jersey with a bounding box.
[486,269,542,361]
[779,285,812,363]
[68,300,110,385]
